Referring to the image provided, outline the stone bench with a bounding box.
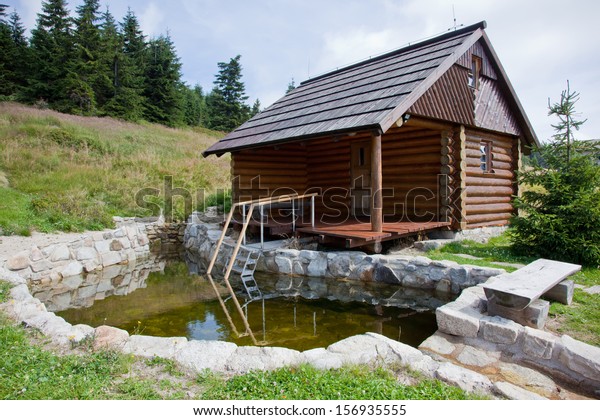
[483,259,581,328]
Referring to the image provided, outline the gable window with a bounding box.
[480,141,493,173]
[468,55,482,89]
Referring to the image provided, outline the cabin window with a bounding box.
[468,55,482,89]
[358,147,366,166]
[480,141,493,173]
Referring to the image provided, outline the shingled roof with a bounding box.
[203,21,537,157]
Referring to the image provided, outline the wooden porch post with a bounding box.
[371,129,383,233]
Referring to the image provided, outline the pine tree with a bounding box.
[27,0,76,110]
[0,5,12,96]
[511,82,600,266]
[206,55,251,131]
[143,33,184,126]
[250,98,261,117]
[72,0,102,113]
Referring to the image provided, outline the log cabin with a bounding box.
[202,21,539,251]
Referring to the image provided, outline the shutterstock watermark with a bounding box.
[134,175,464,224]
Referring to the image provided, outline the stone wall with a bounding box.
[4,221,150,285]
[183,221,506,294]
[114,217,185,254]
[428,284,600,395]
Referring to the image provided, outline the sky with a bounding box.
[7,0,600,142]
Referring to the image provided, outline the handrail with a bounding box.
[205,193,318,340]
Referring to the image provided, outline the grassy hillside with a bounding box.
[0,102,230,235]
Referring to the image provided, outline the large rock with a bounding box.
[61,261,84,278]
[559,335,600,381]
[274,255,293,274]
[0,267,26,285]
[225,346,301,374]
[9,283,32,301]
[456,346,500,367]
[76,247,98,261]
[435,362,493,394]
[93,325,130,350]
[300,348,344,370]
[100,251,122,267]
[373,264,401,284]
[306,253,328,277]
[174,340,237,373]
[419,333,457,356]
[122,335,188,358]
[6,251,31,271]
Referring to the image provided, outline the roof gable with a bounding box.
[204,21,537,157]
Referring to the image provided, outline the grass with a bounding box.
[0,102,231,234]
[200,364,475,400]
[426,232,600,346]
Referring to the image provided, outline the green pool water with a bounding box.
[51,259,449,351]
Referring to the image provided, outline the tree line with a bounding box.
[0,0,259,130]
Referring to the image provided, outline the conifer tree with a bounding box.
[143,33,184,126]
[206,55,251,131]
[27,0,75,110]
[103,8,146,120]
[94,6,121,112]
[182,84,205,126]
[72,0,102,113]
[511,82,600,265]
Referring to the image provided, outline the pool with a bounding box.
[31,256,452,351]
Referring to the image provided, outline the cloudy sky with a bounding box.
[8,0,600,141]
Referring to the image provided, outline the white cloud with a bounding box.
[139,2,164,37]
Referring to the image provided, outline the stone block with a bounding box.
[373,264,401,284]
[274,255,293,274]
[559,335,600,381]
[306,254,328,277]
[436,305,480,338]
[29,246,44,262]
[435,362,493,394]
[301,348,344,370]
[100,251,123,267]
[480,316,522,344]
[6,251,31,271]
[123,335,188,358]
[174,340,237,373]
[110,239,123,251]
[493,381,547,400]
[94,240,111,254]
[49,244,71,262]
[94,325,130,350]
[419,332,456,355]
[542,279,574,305]
[61,261,84,278]
[456,346,500,367]
[487,299,549,329]
[30,258,53,273]
[411,256,432,266]
[76,247,98,261]
[225,346,301,374]
[522,327,557,359]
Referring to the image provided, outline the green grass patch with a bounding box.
[549,290,600,347]
[0,281,11,303]
[200,365,474,400]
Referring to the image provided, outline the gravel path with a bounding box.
[0,231,95,263]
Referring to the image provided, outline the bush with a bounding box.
[511,84,600,266]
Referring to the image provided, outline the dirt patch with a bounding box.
[0,231,97,263]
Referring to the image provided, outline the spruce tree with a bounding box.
[104,8,145,121]
[206,55,251,131]
[27,0,76,110]
[94,6,121,112]
[182,84,205,126]
[511,82,600,265]
[143,34,184,126]
[72,0,102,113]
[0,5,12,97]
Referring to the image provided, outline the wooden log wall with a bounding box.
[464,129,517,228]
[382,126,442,221]
[306,134,357,221]
[231,143,308,202]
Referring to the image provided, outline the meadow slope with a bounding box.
[0,102,230,234]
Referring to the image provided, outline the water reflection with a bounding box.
[31,253,454,351]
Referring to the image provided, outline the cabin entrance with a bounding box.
[350,140,371,217]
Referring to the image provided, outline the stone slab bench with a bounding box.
[483,259,580,328]
[483,259,581,310]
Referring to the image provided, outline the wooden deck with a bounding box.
[296,220,451,248]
